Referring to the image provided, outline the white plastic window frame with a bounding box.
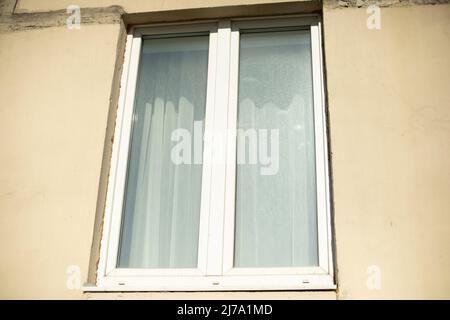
[88,15,335,292]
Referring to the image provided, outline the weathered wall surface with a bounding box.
[0,0,449,299]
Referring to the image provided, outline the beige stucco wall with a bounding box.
[323,4,450,299]
[0,1,449,299]
[0,24,121,299]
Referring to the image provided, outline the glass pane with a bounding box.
[118,35,209,268]
[234,30,319,268]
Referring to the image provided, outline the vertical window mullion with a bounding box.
[104,34,143,275]
[197,26,219,275]
[310,22,331,273]
[222,26,240,274]
[205,20,233,276]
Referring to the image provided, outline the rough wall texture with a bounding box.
[324,0,449,8]
[0,0,449,299]
[0,0,16,15]
[0,5,124,32]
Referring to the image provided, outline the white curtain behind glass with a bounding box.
[234,30,319,268]
[118,36,208,268]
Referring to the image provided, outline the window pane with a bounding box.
[118,35,209,268]
[234,30,319,268]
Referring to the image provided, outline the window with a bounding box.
[95,16,334,291]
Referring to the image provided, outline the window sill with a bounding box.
[83,275,336,292]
